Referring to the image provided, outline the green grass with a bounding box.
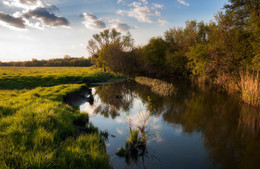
[0,67,119,168]
[0,85,110,169]
[0,67,122,89]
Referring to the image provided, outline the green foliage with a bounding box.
[86,0,259,107]
[187,43,212,79]
[88,29,135,74]
[0,56,92,67]
[165,51,188,76]
[141,37,168,76]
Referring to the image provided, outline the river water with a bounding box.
[73,80,260,169]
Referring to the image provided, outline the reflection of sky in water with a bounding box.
[75,81,260,169]
[79,88,209,169]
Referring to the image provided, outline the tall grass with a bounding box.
[0,84,110,169]
[240,71,260,107]
[0,67,118,168]
[134,76,177,96]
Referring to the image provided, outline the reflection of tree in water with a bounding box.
[92,80,260,168]
[145,83,260,169]
[93,82,134,119]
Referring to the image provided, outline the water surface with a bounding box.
[73,80,260,169]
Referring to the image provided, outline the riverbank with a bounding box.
[0,67,124,169]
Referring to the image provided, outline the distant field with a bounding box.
[0,67,121,89]
[0,67,120,168]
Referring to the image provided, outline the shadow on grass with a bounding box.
[0,72,121,90]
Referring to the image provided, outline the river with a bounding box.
[70,80,260,169]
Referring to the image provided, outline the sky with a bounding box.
[0,0,228,62]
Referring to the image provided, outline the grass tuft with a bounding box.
[241,71,260,107]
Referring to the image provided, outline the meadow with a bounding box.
[0,67,122,169]
[0,67,121,89]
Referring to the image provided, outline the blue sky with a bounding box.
[0,0,228,62]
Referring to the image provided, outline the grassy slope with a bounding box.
[0,67,119,169]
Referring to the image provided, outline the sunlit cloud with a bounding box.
[177,0,190,6]
[81,12,106,30]
[152,3,163,9]
[117,0,166,24]
[3,0,45,10]
[110,19,135,32]
[0,0,69,29]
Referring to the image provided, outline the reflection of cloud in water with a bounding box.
[115,117,125,124]
[80,102,97,117]
[173,125,183,136]
[148,134,164,144]
[116,128,124,135]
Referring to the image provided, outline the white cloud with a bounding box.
[82,12,106,30]
[117,0,166,24]
[3,0,45,10]
[117,0,167,24]
[140,0,148,5]
[117,0,123,4]
[127,5,153,23]
[177,0,190,6]
[158,19,168,25]
[155,11,161,17]
[152,3,163,9]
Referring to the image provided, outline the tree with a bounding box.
[87,29,134,73]
[141,37,168,76]
[87,29,134,57]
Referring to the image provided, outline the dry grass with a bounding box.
[134,76,177,96]
[241,71,260,107]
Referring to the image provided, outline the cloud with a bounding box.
[19,0,37,4]
[24,7,69,27]
[155,11,161,17]
[140,0,148,5]
[110,20,135,32]
[152,3,163,9]
[117,0,123,4]
[177,0,190,6]
[1,0,69,29]
[117,1,153,23]
[3,0,44,10]
[117,0,166,24]
[0,12,25,29]
[81,12,106,30]
[158,19,168,25]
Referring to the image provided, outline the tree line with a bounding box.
[0,56,92,67]
[88,0,259,106]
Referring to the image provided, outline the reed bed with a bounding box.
[135,76,177,96]
[240,71,260,108]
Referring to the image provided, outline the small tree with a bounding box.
[87,29,134,72]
